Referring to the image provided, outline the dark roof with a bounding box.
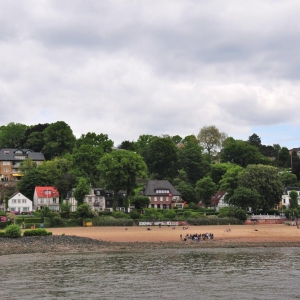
[0,148,45,161]
[142,180,182,196]
[284,186,300,195]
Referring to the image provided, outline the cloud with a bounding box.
[0,0,300,148]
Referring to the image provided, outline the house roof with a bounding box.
[9,191,31,200]
[198,191,226,207]
[142,180,182,196]
[0,148,45,161]
[35,186,59,198]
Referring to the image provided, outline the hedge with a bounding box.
[23,229,52,236]
[91,218,134,226]
[0,221,12,229]
[186,217,244,226]
[16,218,42,224]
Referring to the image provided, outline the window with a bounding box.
[4,150,9,154]
[10,207,16,211]
[166,197,169,202]
[12,199,16,204]
[4,168,8,173]
[40,199,44,204]
[18,199,21,203]
[155,189,170,194]
[154,197,157,201]
[3,161,10,165]
[160,197,163,201]
[53,198,57,203]
[88,197,92,203]
[22,199,26,203]
[15,150,23,154]
[23,207,29,212]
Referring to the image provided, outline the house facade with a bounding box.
[64,188,131,212]
[33,186,60,211]
[281,186,300,207]
[141,180,184,209]
[8,191,33,212]
[0,148,45,181]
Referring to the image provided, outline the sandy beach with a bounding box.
[48,224,300,243]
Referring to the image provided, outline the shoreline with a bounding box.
[1,223,300,255]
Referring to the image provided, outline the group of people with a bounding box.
[180,232,214,242]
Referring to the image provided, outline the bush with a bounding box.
[23,229,52,236]
[5,224,22,238]
[129,210,140,219]
[0,231,6,237]
[112,211,130,219]
[187,217,243,225]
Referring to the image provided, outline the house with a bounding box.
[63,188,131,212]
[8,191,33,213]
[141,180,184,209]
[0,148,45,181]
[197,191,228,210]
[281,186,300,207]
[33,186,60,211]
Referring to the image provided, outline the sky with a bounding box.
[1,0,300,149]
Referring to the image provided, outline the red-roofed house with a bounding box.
[33,186,60,211]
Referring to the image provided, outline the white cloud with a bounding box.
[0,0,300,147]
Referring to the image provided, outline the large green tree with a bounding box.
[0,122,27,148]
[23,123,49,152]
[237,164,283,212]
[195,176,218,207]
[144,137,178,180]
[76,132,113,152]
[98,150,147,210]
[42,121,76,159]
[279,171,297,187]
[289,190,299,209]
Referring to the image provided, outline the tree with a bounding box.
[279,171,297,187]
[118,140,136,151]
[220,138,270,167]
[248,133,261,147]
[197,125,227,156]
[229,187,261,213]
[144,137,178,180]
[76,132,113,152]
[171,135,182,145]
[0,122,27,148]
[132,195,150,209]
[278,147,291,168]
[210,163,232,186]
[73,178,91,206]
[289,190,298,209]
[175,180,197,203]
[98,150,147,210]
[238,164,283,212]
[19,158,37,175]
[219,165,244,201]
[195,176,218,207]
[42,121,76,159]
[179,142,210,184]
[23,123,49,152]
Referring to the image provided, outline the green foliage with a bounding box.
[237,164,284,212]
[144,137,178,180]
[0,231,6,237]
[111,211,131,219]
[162,209,176,220]
[98,150,147,209]
[75,203,93,219]
[60,202,72,219]
[289,190,298,209]
[42,121,76,160]
[0,122,27,148]
[23,229,52,236]
[132,195,150,209]
[73,177,91,206]
[279,172,297,186]
[129,209,140,219]
[140,208,164,220]
[195,176,218,207]
[4,224,21,238]
[210,163,232,186]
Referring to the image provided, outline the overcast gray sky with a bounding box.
[1,0,300,148]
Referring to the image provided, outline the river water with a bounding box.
[0,247,299,300]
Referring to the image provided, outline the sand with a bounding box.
[48,224,300,243]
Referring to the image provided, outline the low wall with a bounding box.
[245,219,286,225]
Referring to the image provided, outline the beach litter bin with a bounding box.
[40,224,44,228]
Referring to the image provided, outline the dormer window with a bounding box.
[155,189,170,194]
[15,150,23,154]
[4,150,9,155]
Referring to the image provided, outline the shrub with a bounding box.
[0,231,6,237]
[112,211,130,219]
[129,210,140,219]
[187,217,243,225]
[23,229,52,236]
[91,217,134,226]
[5,224,22,238]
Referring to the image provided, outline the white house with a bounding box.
[282,186,300,207]
[8,191,33,212]
[33,186,60,211]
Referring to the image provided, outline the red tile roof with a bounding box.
[35,186,59,198]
